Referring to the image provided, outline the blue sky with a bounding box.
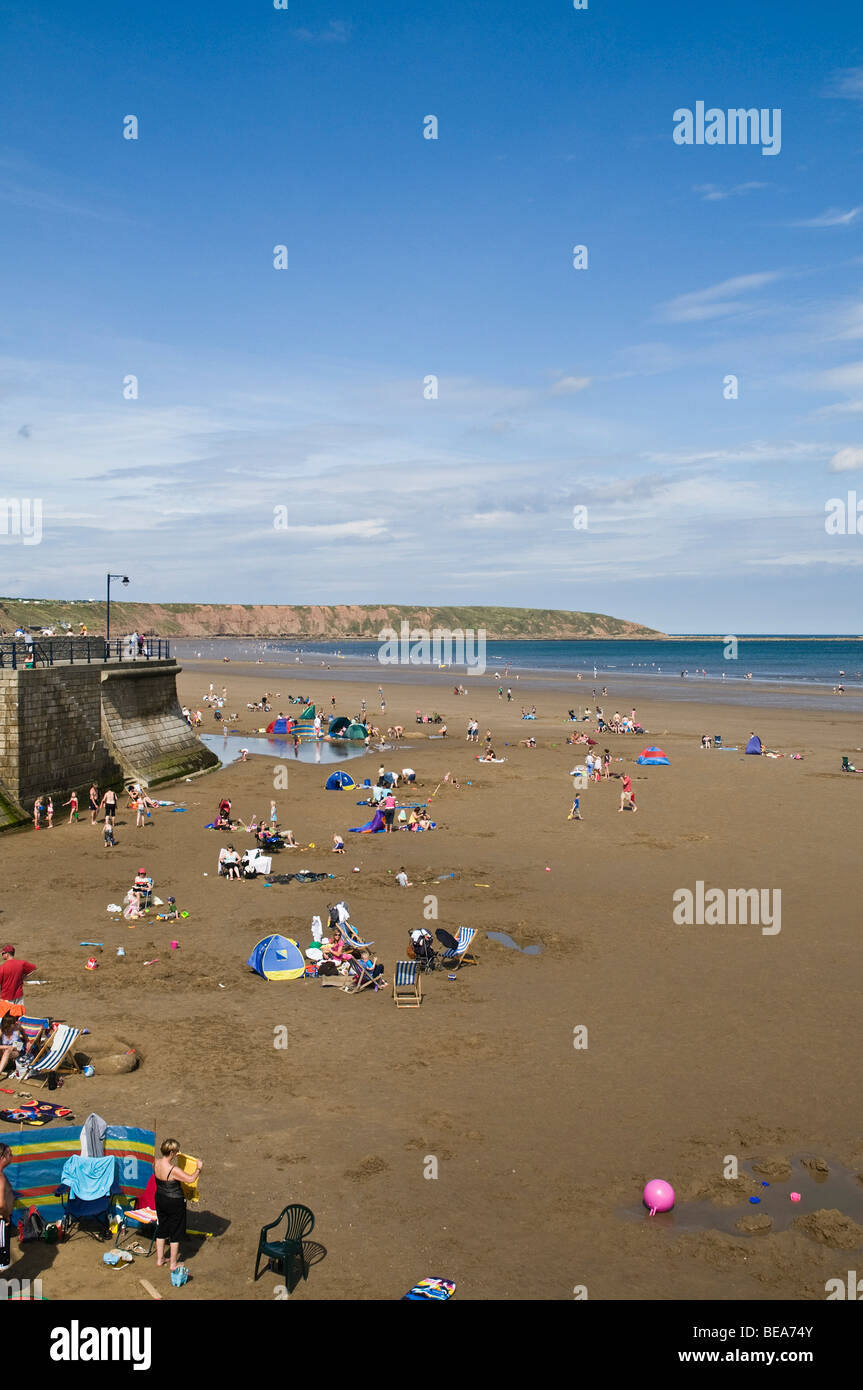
[1,0,863,631]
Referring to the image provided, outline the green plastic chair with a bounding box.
[254,1204,315,1283]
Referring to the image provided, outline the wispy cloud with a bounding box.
[817,399,863,416]
[817,362,863,390]
[828,446,863,472]
[645,440,827,468]
[826,67,863,101]
[294,20,352,43]
[693,182,766,202]
[0,178,124,222]
[549,376,592,395]
[791,206,862,228]
[658,272,782,323]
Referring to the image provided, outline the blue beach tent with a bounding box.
[325,770,356,790]
[745,734,763,755]
[247,934,305,981]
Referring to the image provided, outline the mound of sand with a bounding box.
[75,1034,140,1075]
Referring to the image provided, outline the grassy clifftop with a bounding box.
[0,599,665,640]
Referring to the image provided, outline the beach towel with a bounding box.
[0,1103,75,1126]
[80,1112,108,1157]
[59,1155,116,1200]
[176,1152,201,1202]
[402,1277,456,1301]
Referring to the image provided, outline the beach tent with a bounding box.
[6,1125,155,1226]
[349,809,386,833]
[328,716,351,736]
[247,934,305,981]
[301,704,315,720]
[636,746,670,765]
[343,722,368,741]
[325,770,356,790]
[745,734,763,755]
[266,716,293,735]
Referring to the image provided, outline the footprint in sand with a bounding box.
[344,1155,390,1181]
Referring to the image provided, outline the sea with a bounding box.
[173,636,863,712]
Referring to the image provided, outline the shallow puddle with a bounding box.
[201,733,374,768]
[622,1156,863,1242]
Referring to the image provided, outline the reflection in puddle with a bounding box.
[201,733,375,768]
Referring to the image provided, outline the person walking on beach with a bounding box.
[154,1138,202,1275]
[0,946,37,1018]
[62,791,79,823]
[45,797,54,829]
[100,786,118,825]
[568,793,582,821]
[89,784,99,825]
[270,800,277,828]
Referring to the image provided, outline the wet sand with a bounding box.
[2,658,861,1301]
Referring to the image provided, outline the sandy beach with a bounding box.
[2,656,861,1301]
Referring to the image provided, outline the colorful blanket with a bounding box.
[402,1277,456,1301]
[0,1102,75,1126]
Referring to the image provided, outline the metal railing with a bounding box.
[0,638,172,669]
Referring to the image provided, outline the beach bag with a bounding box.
[171,1265,189,1287]
[17,1207,46,1244]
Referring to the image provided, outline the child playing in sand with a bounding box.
[62,791,79,823]
[332,833,345,854]
[568,794,582,821]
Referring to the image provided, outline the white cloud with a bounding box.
[826,68,863,101]
[792,207,862,228]
[693,182,766,202]
[550,376,592,395]
[658,272,782,323]
[817,399,863,415]
[817,362,863,390]
[828,446,863,472]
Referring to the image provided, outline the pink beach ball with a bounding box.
[643,1179,675,1215]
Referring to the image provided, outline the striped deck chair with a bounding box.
[340,918,374,950]
[16,1016,52,1063]
[24,1024,82,1088]
[393,960,422,1008]
[345,958,388,993]
[441,927,478,969]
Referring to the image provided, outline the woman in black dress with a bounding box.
[154,1138,202,1272]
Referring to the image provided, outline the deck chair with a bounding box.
[340,918,374,950]
[393,961,422,1007]
[254,1204,314,1283]
[23,1023,82,1088]
[56,1154,119,1238]
[439,926,478,969]
[345,957,386,993]
[114,1174,158,1256]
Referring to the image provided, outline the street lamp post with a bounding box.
[106,573,130,649]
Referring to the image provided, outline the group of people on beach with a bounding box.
[33,784,126,844]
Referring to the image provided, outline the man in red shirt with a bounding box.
[0,946,37,1018]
